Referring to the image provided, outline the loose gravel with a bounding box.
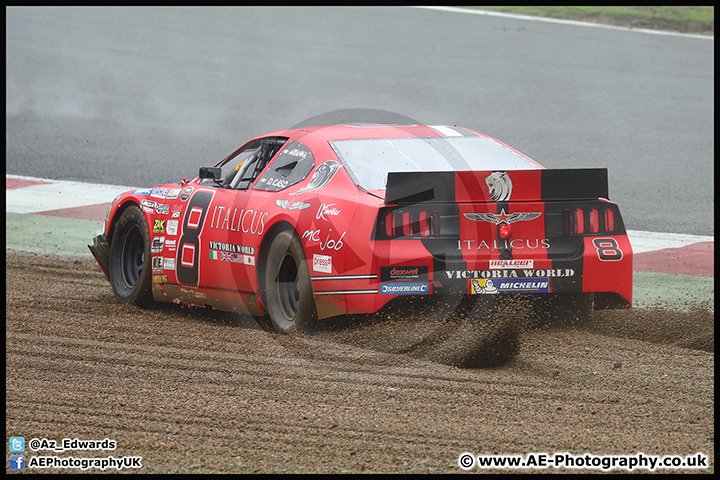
[5,253,713,473]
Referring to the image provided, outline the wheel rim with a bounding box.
[277,253,300,320]
[121,225,145,288]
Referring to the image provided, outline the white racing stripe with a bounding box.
[429,125,464,137]
[6,174,713,253]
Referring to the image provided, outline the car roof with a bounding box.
[261,124,485,142]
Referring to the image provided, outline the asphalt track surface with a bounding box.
[5,6,714,235]
[5,7,715,474]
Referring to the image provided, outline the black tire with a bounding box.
[109,205,153,307]
[264,230,316,334]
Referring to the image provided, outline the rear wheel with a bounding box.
[109,205,153,306]
[264,230,316,334]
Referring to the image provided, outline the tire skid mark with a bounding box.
[6,392,493,453]
[7,331,568,398]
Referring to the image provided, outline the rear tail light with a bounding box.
[384,211,395,237]
[433,211,441,236]
[564,206,618,235]
[589,209,599,233]
[605,209,615,231]
[418,211,430,237]
[375,206,458,240]
[378,204,621,240]
[575,208,585,234]
[401,211,411,236]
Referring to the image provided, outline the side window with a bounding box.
[211,137,289,190]
[211,139,263,188]
[253,140,315,192]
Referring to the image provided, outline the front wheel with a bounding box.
[109,205,153,307]
[264,230,317,334]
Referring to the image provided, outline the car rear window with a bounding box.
[330,136,540,191]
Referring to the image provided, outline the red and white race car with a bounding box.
[89,124,632,334]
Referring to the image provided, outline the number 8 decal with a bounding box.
[177,191,214,285]
[592,237,623,261]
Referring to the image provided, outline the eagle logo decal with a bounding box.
[463,209,541,225]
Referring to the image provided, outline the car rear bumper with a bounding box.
[313,234,632,319]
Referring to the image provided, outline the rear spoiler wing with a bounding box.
[384,168,609,204]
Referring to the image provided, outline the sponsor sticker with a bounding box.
[489,259,534,270]
[458,238,550,250]
[166,188,181,200]
[290,160,340,195]
[140,199,155,214]
[209,206,268,235]
[463,209,541,225]
[380,283,430,295]
[152,256,163,271]
[381,266,428,282]
[150,187,169,199]
[470,278,498,294]
[302,229,346,251]
[316,203,340,221]
[313,254,332,273]
[447,269,574,279]
[166,219,178,236]
[276,199,312,210]
[208,241,255,255]
[153,219,166,233]
[171,204,183,218]
[164,257,176,270]
[208,249,255,266]
[470,277,550,294]
[180,186,194,201]
[151,236,165,253]
[485,171,512,202]
[496,278,550,293]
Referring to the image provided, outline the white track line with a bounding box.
[415,7,713,40]
[625,230,713,254]
[6,174,136,213]
[6,174,714,252]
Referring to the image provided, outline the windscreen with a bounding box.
[330,136,541,191]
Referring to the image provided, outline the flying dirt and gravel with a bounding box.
[5,252,713,473]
